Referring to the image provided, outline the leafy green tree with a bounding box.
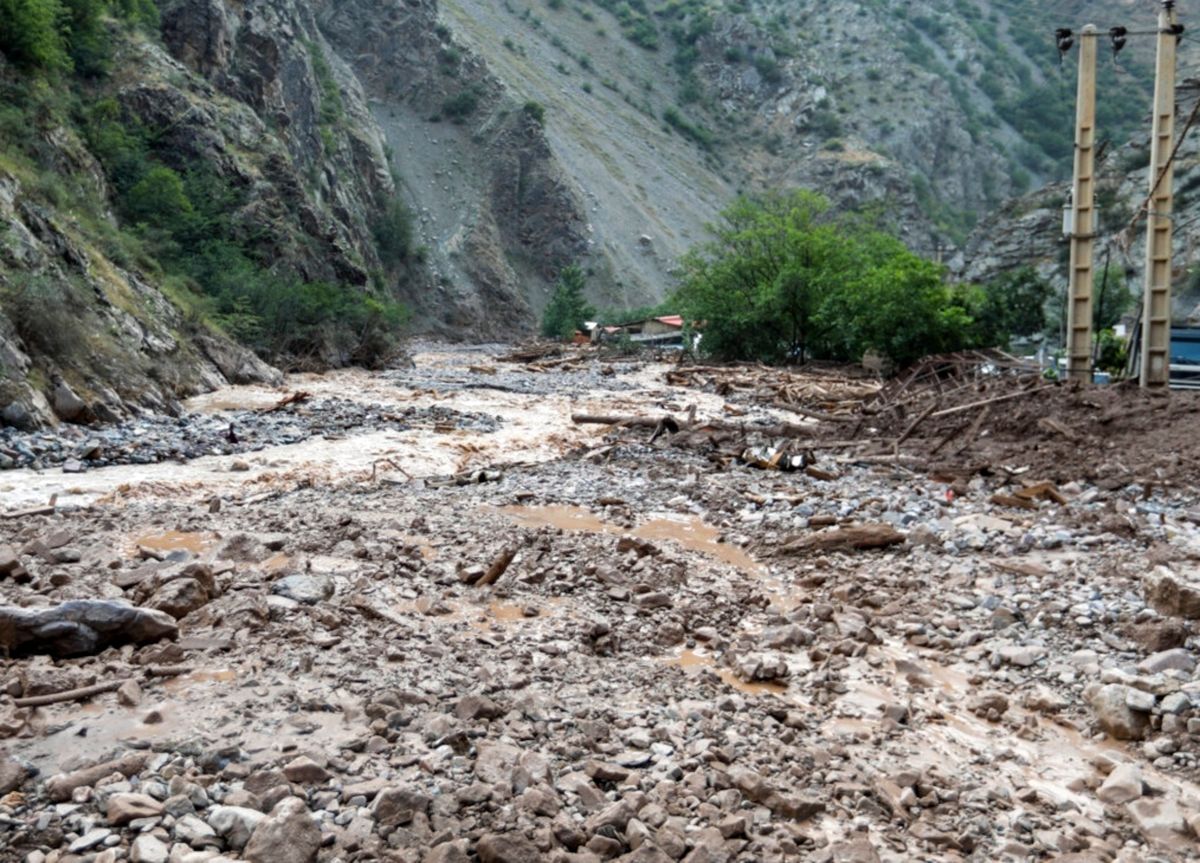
[541,264,594,339]
[674,191,987,366]
[963,266,1052,348]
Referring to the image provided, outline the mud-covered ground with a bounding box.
[2,344,1200,863]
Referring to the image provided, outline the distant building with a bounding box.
[589,315,691,348]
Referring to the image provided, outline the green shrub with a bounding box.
[522,100,546,124]
[663,106,713,149]
[442,85,482,122]
[0,271,82,355]
[374,197,415,268]
[123,165,193,228]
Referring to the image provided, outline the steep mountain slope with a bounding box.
[0,0,1192,429]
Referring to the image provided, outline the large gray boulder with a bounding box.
[0,600,178,657]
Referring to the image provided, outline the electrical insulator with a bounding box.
[1110,26,1127,57]
[1055,28,1074,55]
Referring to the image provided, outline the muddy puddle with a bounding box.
[497,504,765,576]
[131,530,218,557]
[162,668,238,693]
[663,648,788,697]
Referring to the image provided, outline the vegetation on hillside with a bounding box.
[673,191,1044,366]
[0,3,413,369]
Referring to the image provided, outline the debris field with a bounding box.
[2,343,1200,863]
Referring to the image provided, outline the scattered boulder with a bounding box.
[207,805,266,851]
[51,377,88,423]
[0,601,177,657]
[0,754,30,794]
[147,577,212,619]
[243,798,321,863]
[281,755,329,785]
[1085,684,1151,741]
[1097,763,1144,805]
[271,574,333,605]
[1143,568,1200,619]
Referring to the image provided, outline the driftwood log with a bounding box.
[779,524,906,555]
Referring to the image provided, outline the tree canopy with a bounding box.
[672,191,1029,365]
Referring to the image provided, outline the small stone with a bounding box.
[271,574,333,605]
[147,578,210,620]
[997,644,1045,667]
[476,832,543,863]
[282,756,329,785]
[1085,684,1151,740]
[371,786,431,827]
[1127,797,1188,842]
[130,834,169,863]
[117,679,142,707]
[1138,648,1196,675]
[1144,568,1200,619]
[0,755,29,794]
[426,840,471,863]
[585,761,630,783]
[455,694,504,721]
[174,813,219,847]
[1125,688,1156,713]
[1160,692,1192,714]
[68,828,112,852]
[206,805,266,851]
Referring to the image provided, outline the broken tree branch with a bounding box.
[14,679,127,707]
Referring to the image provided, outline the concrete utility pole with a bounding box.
[1066,25,1098,383]
[1140,1,1180,388]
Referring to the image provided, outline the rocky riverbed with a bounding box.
[2,344,1200,863]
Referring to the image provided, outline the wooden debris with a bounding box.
[928,385,1054,420]
[476,547,518,587]
[0,505,56,520]
[781,523,906,554]
[989,493,1038,511]
[1037,417,1078,441]
[14,679,127,708]
[1014,481,1068,505]
[496,344,565,363]
[572,413,811,439]
[260,391,311,413]
[804,466,839,481]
